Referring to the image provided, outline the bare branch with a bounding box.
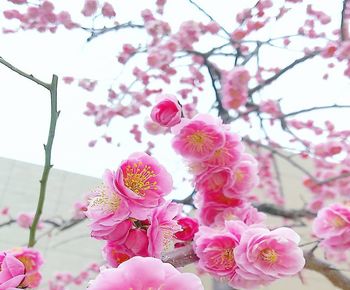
[0,56,50,89]
[249,51,319,96]
[341,0,350,41]
[81,22,144,42]
[162,245,350,290]
[255,203,315,219]
[305,251,350,290]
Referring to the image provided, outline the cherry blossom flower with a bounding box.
[88,256,204,290]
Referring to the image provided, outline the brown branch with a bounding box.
[281,104,350,119]
[304,251,350,290]
[249,51,319,96]
[162,246,350,290]
[341,0,350,41]
[255,203,315,219]
[81,22,144,42]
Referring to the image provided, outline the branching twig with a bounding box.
[255,203,315,219]
[81,22,144,42]
[0,57,60,248]
[249,51,319,96]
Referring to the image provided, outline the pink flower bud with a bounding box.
[151,94,182,127]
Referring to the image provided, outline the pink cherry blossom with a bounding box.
[221,67,250,110]
[172,114,225,160]
[0,253,25,289]
[194,221,246,278]
[174,217,199,241]
[16,212,43,229]
[85,184,131,240]
[151,94,182,127]
[313,203,350,239]
[101,2,116,18]
[147,201,182,258]
[81,0,98,17]
[234,227,305,285]
[214,203,266,226]
[88,256,204,290]
[107,152,173,219]
[9,247,43,288]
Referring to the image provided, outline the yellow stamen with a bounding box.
[260,248,278,264]
[123,162,157,196]
[186,131,210,152]
[89,185,121,212]
[331,216,347,228]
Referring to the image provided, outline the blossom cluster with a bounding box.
[171,112,261,227]
[0,247,43,289]
[194,221,305,289]
[85,151,197,265]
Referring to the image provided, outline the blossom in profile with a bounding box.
[88,256,204,290]
[151,94,182,127]
[172,114,225,160]
[147,202,182,258]
[109,152,173,219]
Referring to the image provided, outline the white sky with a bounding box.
[0,0,349,201]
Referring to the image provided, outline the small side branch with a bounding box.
[28,74,60,247]
[0,56,50,89]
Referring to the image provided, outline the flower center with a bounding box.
[331,216,347,228]
[90,186,121,212]
[234,169,244,182]
[123,161,158,196]
[187,131,207,147]
[210,247,235,269]
[260,248,278,264]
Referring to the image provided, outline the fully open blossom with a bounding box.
[172,114,225,160]
[194,221,246,278]
[88,256,204,290]
[224,154,259,198]
[234,227,305,284]
[151,94,182,127]
[108,152,173,219]
[0,253,25,289]
[313,203,350,239]
[147,201,182,258]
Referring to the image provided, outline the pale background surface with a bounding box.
[0,156,338,289]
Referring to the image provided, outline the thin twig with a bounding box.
[81,22,144,42]
[0,56,49,89]
[28,74,60,247]
[249,51,319,96]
